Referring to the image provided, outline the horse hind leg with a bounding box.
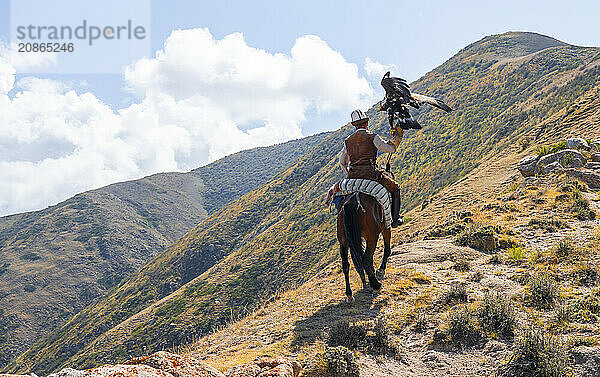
[363,239,382,291]
[339,244,354,303]
[376,227,392,280]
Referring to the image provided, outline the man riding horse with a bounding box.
[333,72,452,302]
[339,109,404,227]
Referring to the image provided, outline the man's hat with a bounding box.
[350,109,369,127]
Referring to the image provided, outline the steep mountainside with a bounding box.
[0,133,328,366]
[7,31,600,374]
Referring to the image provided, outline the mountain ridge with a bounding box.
[0,132,329,366]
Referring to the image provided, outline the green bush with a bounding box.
[527,273,559,309]
[24,284,36,293]
[506,246,526,262]
[303,346,359,377]
[446,305,482,347]
[478,292,517,338]
[498,328,568,377]
[535,141,566,157]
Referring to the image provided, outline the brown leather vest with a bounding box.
[344,129,378,179]
[345,129,377,167]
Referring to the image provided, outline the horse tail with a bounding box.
[343,194,364,276]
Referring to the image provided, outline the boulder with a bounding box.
[585,162,600,171]
[47,369,86,377]
[570,346,600,377]
[541,161,563,175]
[127,351,224,377]
[517,155,539,177]
[567,137,591,150]
[227,357,301,377]
[536,149,586,174]
[566,168,600,189]
[85,364,173,377]
[592,153,600,162]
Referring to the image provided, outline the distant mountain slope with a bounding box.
[0,132,328,366]
[8,31,600,374]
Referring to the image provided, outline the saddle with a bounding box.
[325,178,392,229]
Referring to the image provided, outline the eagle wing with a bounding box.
[410,93,452,112]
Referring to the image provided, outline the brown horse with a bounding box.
[337,192,392,303]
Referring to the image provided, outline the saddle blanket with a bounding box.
[326,178,392,229]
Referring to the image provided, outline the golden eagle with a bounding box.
[378,71,451,130]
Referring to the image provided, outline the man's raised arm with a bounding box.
[373,128,404,153]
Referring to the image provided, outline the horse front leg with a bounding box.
[377,227,392,280]
[363,239,382,291]
[340,244,354,303]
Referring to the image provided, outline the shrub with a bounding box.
[20,252,41,261]
[0,263,9,276]
[488,254,501,264]
[572,263,598,286]
[327,320,366,350]
[498,328,568,377]
[456,224,498,252]
[471,270,484,282]
[413,309,428,332]
[478,292,517,338]
[535,141,566,157]
[506,246,526,262]
[553,304,572,326]
[24,284,36,293]
[553,237,578,261]
[368,318,394,355]
[527,273,559,309]
[327,319,397,356]
[439,283,468,306]
[446,305,482,347]
[570,289,600,323]
[527,217,568,232]
[452,260,471,272]
[571,193,596,220]
[519,137,531,151]
[303,346,359,377]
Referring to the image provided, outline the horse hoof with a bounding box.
[370,280,382,291]
[375,269,385,280]
[345,295,355,304]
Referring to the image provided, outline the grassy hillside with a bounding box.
[7,31,600,374]
[0,133,328,367]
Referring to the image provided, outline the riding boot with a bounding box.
[391,191,402,228]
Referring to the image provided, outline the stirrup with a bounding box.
[391,217,404,228]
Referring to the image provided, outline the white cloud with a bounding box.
[364,57,398,80]
[0,28,376,216]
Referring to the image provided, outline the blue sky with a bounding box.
[2,0,600,216]
[4,0,600,113]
